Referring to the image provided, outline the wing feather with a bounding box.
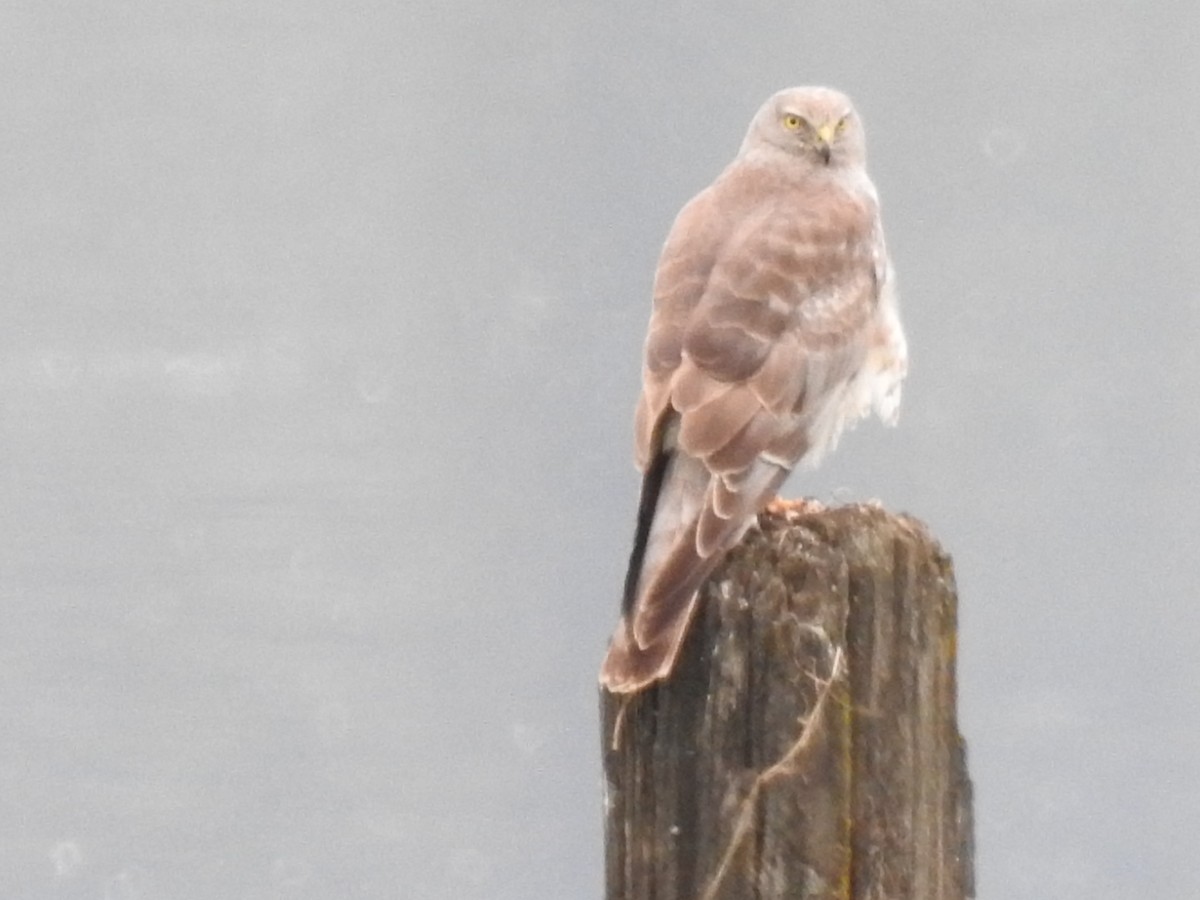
[677,385,761,458]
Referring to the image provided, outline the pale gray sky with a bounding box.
[2,2,1198,898]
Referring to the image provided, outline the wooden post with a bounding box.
[601,502,974,900]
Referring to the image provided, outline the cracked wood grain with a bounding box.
[601,502,974,900]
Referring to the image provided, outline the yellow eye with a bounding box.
[782,114,803,131]
[834,116,849,134]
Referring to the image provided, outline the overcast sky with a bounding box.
[2,2,1198,898]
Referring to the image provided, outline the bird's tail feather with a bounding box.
[603,446,709,693]
[601,516,718,693]
[599,589,700,694]
[600,458,790,693]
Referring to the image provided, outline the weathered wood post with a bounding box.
[601,501,974,900]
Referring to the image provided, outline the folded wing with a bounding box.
[600,168,891,693]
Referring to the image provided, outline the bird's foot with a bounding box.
[762,496,825,522]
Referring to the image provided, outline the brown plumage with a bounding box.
[599,86,908,693]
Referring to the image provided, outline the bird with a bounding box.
[599,86,908,694]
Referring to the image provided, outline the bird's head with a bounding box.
[740,86,866,169]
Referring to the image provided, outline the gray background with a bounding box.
[2,2,1197,898]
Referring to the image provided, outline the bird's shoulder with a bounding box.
[643,158,883,384]
[669,160,879,266]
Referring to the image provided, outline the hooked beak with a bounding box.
[815,122,836,164]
